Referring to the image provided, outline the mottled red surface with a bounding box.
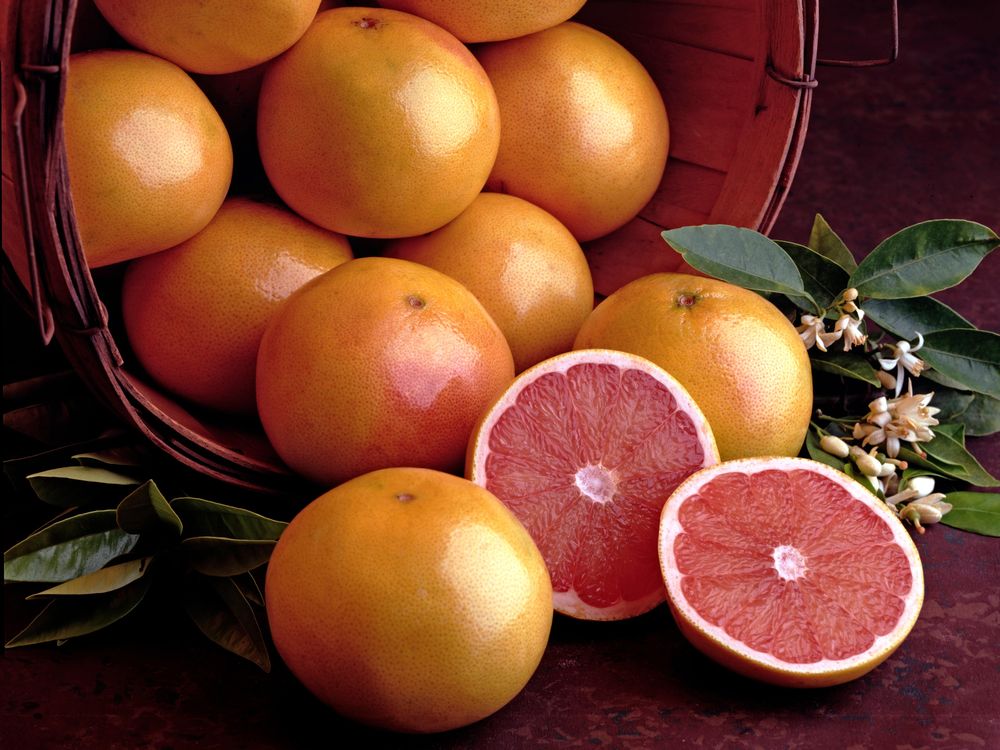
[3,0,999,748]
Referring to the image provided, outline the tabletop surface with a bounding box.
[3,0,999,748]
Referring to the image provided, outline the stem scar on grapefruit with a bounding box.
[658,457,925,688]
[467,349,719,620]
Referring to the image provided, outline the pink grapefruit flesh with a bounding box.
[467,349,719,620]
[658,457,924,687]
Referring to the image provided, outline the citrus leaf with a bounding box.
[4,510,140,583]
[231,571,264,607]
[183,574,271,671]
[863,297,974,341]
[5,575,151,647]
[180,537,276,576]
[776,240,850,313]
[171,497,286,541]
[27,557,153,599]
[931,388,1000,437]
[116,481,183,536]
[808,214,857,273]
[26,466,141,508]
[661,225,812,301]
[72,447,145,468]
[940,492,1000,536]
[809,350,881,386]
[920,423,999,487]
[918,329,1000,399]
[805,430,850,471]
[848,220,998,299]
[922,369,972,390]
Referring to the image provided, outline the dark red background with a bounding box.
[3,1,999,748]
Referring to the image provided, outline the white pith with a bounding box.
[658,457,925,673]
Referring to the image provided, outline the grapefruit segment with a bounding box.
[659,457,924,687]
[468,349,719,620]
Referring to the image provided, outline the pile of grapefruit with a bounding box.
[63,0,925,734]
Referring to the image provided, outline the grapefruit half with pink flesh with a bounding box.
[467,349,719,620]
[658,457,924,688]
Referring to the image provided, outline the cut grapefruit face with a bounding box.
[467,349,719,620]
[658,457,925,688]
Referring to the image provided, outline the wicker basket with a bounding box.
[2,0,821,492]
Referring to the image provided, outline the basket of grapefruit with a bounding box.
[2,0,817,491]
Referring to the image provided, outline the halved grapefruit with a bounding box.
[658,457,925,688]
[467,349,719,620]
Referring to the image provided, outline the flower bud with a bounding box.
[876,370,897,390]
[820,435,850,458]
[907,501,943,525]
[854,452,882,477]
[868,396,888,414]
[843,288,859,302]
[906,476,936,498]
[877,461,897,478]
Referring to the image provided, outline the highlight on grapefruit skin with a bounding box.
[467,348,719,620]
[658,457,925,688]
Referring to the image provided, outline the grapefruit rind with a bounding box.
[468,348,720,621]
[658,457,924,688]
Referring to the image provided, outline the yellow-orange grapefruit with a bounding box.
[377,0,586,42]
[659,457,924,687]
[92,0,321,74]
[477,22,668,242]
[257,7,501,238]
[385,192,594,372]
[266,467,552,732]
[256,257,515,486]
[573,273,812,460]
[64,50,232,268]
[121,198,352,415]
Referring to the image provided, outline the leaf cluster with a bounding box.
[3,451,287,670]
[663,216,999,535]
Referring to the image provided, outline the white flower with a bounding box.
[877,333,928,397]
[834,310,867,352]
[853,386,940,458]
[796,315,841,352]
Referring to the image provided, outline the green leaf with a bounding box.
[27,557,153,599]
[919,329,1000,399]
[5,575,151,647]
[116,481,183,536]
[808,214,857,272]
[930,388,1000,436]
[940,492,1000,536]
[863,297,974,340]
[809,350,881,386]
[849,220,998,299]
[805,429,851,471]
[181,537,277,577]
[776,240,850,313]
[183,574,271,671]
[4,510,140,583]
[72,448,145,469]
[171,497,287,541]
[922,369,973,390]
[920,423,999,487]
[661,225,813,301]
[26,466,141,508]
[231,572,264,607]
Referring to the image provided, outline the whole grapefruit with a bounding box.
[64,50,232,268]
[121,198,351,415]
[257,7,501,238]
[376,0,586,42]
[573,273,813,460]
[256,257,515,486]
[265,467,552,732]
[477,22,668,242]
[385,192,594,372]
[92,0,322,74]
